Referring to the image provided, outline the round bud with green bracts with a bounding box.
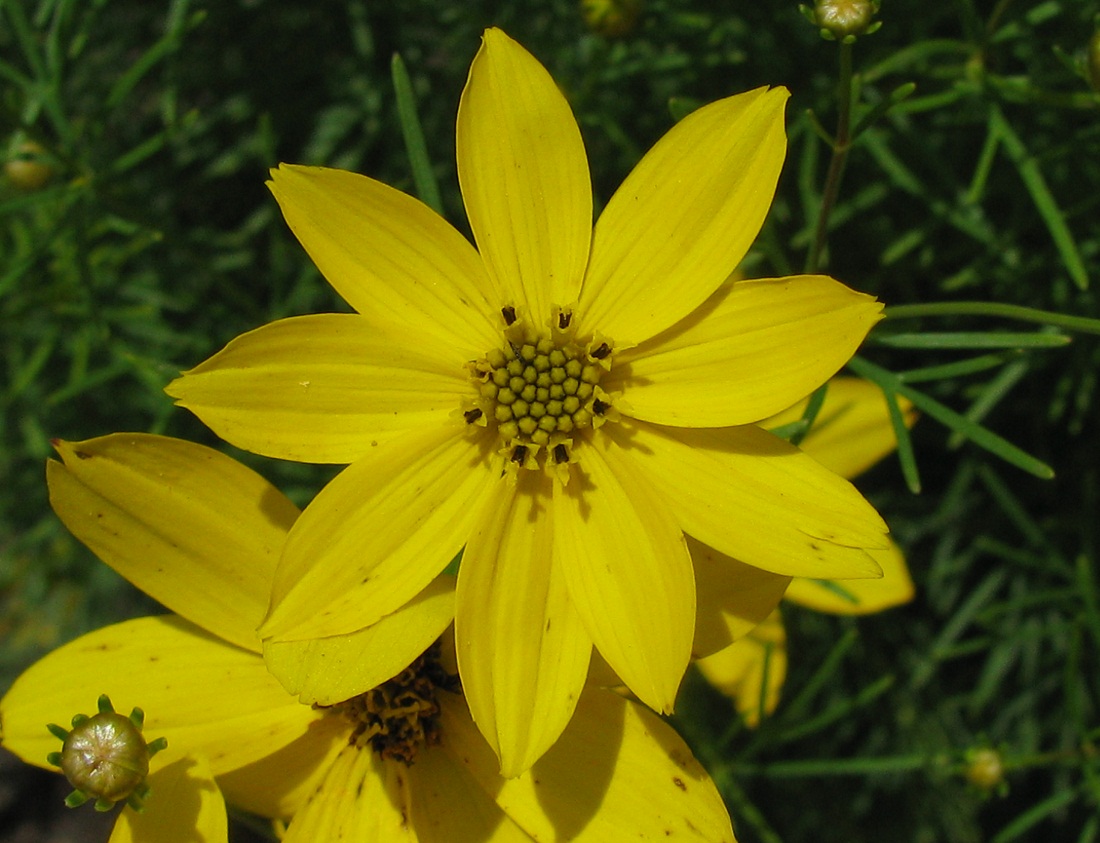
[45,694,168,812]
[801,0,881,42]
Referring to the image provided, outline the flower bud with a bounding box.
[46,694,167,812]
[581,0,642,38]
[4,141,54,191]
[804,0,881,42]
[964,747,1005,790]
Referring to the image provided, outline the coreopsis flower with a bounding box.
[4,440,739,840]
[166,28,889,774]
[1,434,738,842]
[698,378,916,724]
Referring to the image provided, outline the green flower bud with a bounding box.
[802,0,881,42]
[4,141,54,191]
[46,694,167,812]
[964,747,1005,791]
[581,0,642,38]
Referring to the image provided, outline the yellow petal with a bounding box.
[609,421,888,579]
[217,716,348,820]
[579,87,788,347]
[457,472,591,777]
[784,540,915,614]
[47,435,296,652]
[110,755,227,843]
[764,376,916,479]
[696,610,787,728]
[406,743,534,843]
[268,164,498,357]
[553,440,694,715]
[264,574,457,705]
[457,28,591,317]
[440,689,736,842]
[282,746,416,843]
[611,276,883,426]
[691,537,791,658]
[262,426,497,642]
[0,616,316,776]
[167,314,470,464]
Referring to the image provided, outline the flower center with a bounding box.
[322,643,459,765]
[464,306,616,478]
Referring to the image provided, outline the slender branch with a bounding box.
[805,40,854,274]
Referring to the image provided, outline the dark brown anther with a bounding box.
[592,399,610,415]
[463,408,483,424]
[501,306,517,326]
[552,443,569,464]
[558,311,572,330]
[591,343,610,359]
[511,445,528,464]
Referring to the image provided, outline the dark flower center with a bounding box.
[464,306,616,477]
[322,642,459,765]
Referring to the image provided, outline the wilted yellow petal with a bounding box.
[610,421,888,579]
[554,440,694,715]
[268,164,498,357]
[47,434,296,653]
[262,426,496,642]
[612,277,883,426]
[1,617,317,777]
[109,755,227,843]
[696,610,787,727]
[579,87,788,347]
[457,473,591,777]
[457,28,591,317]
[440,689,735,842]
[784,540,914,615]
[167,314,470,464]
[264,574,457,705]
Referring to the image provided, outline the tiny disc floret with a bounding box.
[464,306,618,479]
[46,694,167,812]
[320,642,459,765]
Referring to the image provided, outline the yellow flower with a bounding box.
[166,28,889,774]
[698,378,917,724]
[1,434,737,843]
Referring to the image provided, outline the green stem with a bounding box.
[733,753,939,778]
[884,301,1100,335]
[805,40,854,274]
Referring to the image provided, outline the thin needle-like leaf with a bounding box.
[989,104,1089,290]
[391,53,444,216]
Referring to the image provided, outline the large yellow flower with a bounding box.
[1,434,737,843]
[166,28,889,774]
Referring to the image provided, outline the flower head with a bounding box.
[1,434,737,842]
[167,28,889,774]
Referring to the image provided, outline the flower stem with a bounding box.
[805,40,854,274]
[884,301,1100,335]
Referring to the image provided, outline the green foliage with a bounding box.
[3,0,1099,840]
